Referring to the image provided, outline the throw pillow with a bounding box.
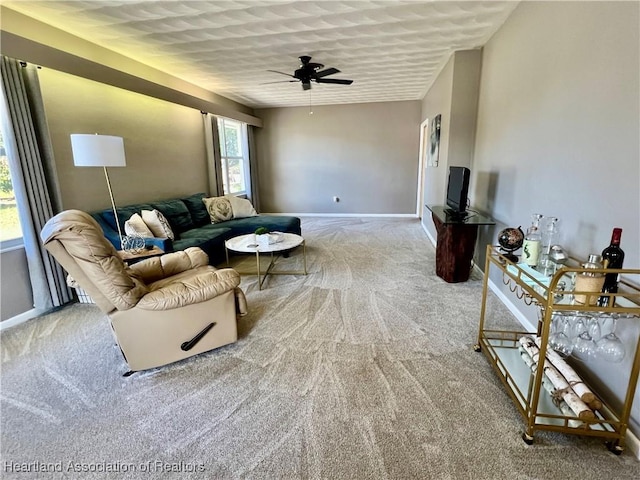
[141,209,175,240]
[180,193,210,227]
[124,213,154,238]
[202,197,233,223]
[224,195,258,218]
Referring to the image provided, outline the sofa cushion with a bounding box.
[224,195,258,218]
[181,193,210,228]
[178,224,231,241]
[149,198,194,234]
[203,197,233,223]
[219,216,302,236]
[101,204,154,233]
[124,213,154,238]
[142,209,175,240]
[174,226,232,266]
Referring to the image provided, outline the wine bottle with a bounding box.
[522,214,543,267]
[597,228,625,307]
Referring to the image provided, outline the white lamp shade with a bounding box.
[70,134,126,167]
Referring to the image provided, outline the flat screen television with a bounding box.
[445,166,470,215]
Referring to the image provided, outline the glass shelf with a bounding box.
[482,334,617,433]
[495,247,640,314]
[426,205,495,225]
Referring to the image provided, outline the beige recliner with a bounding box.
[40,209,247,373]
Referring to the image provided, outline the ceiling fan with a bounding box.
[265,55,353,91]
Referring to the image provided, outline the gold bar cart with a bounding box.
[474,245,640,454]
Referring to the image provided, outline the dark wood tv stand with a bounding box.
[426,205,495,283]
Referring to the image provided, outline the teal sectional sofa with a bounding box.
[91,193,301,265]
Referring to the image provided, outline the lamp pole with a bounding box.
[102,166,124,244]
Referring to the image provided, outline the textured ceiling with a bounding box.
[5,1,519,109]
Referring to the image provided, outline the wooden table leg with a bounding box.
[432,213,479,283]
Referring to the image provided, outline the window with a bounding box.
[217,117,250,196]
[0,123,23,248]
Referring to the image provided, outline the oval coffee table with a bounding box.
[224,233,307,290]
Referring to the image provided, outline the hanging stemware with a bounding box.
[571,315,588,341]
[587,315,602,343]
[550,313,573,357]
[573,331,598,362]
[596,313,626,363]
[548,312,561,351]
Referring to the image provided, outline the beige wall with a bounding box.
[39,69,209,211]
[449,50,482,179]
[255,101,421,214]
[421,56,454,215]
[475,1,639,268]
[0,247,33,321]
[472,1,639,433]
[420,50,482,238]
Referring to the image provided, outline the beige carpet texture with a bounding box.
[1,217,639,479]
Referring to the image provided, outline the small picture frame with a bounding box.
[427,114,441,167]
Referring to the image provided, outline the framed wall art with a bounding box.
[427,114,441,167]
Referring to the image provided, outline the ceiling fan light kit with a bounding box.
[266,55,353,91]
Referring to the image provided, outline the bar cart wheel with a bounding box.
[473,343,482,352]
[605,440,623,455]
[522,432,534,445]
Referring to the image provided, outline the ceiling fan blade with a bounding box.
[267,69,295,78]
[266,57,349,90]
[314,67,340,78]
[315,78,353,85]
[260,80,299,85]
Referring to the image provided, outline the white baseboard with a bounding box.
[422,221,437,246]
[0,308,46,331]
[626,429,640,460]
[262,212,418,218]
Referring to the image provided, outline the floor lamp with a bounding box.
[70,134,126,248]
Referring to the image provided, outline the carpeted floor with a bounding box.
[1,217,638,479]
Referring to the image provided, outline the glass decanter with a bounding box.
[540,216,559,271]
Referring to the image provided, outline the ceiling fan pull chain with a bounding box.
[309,90,313,115]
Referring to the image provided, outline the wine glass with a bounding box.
[587,315,602,343]
[549,313,573,357]
[596,314,626,363]
[548,312,561,350]
[571,315,588,341]
[573,331,598,362]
